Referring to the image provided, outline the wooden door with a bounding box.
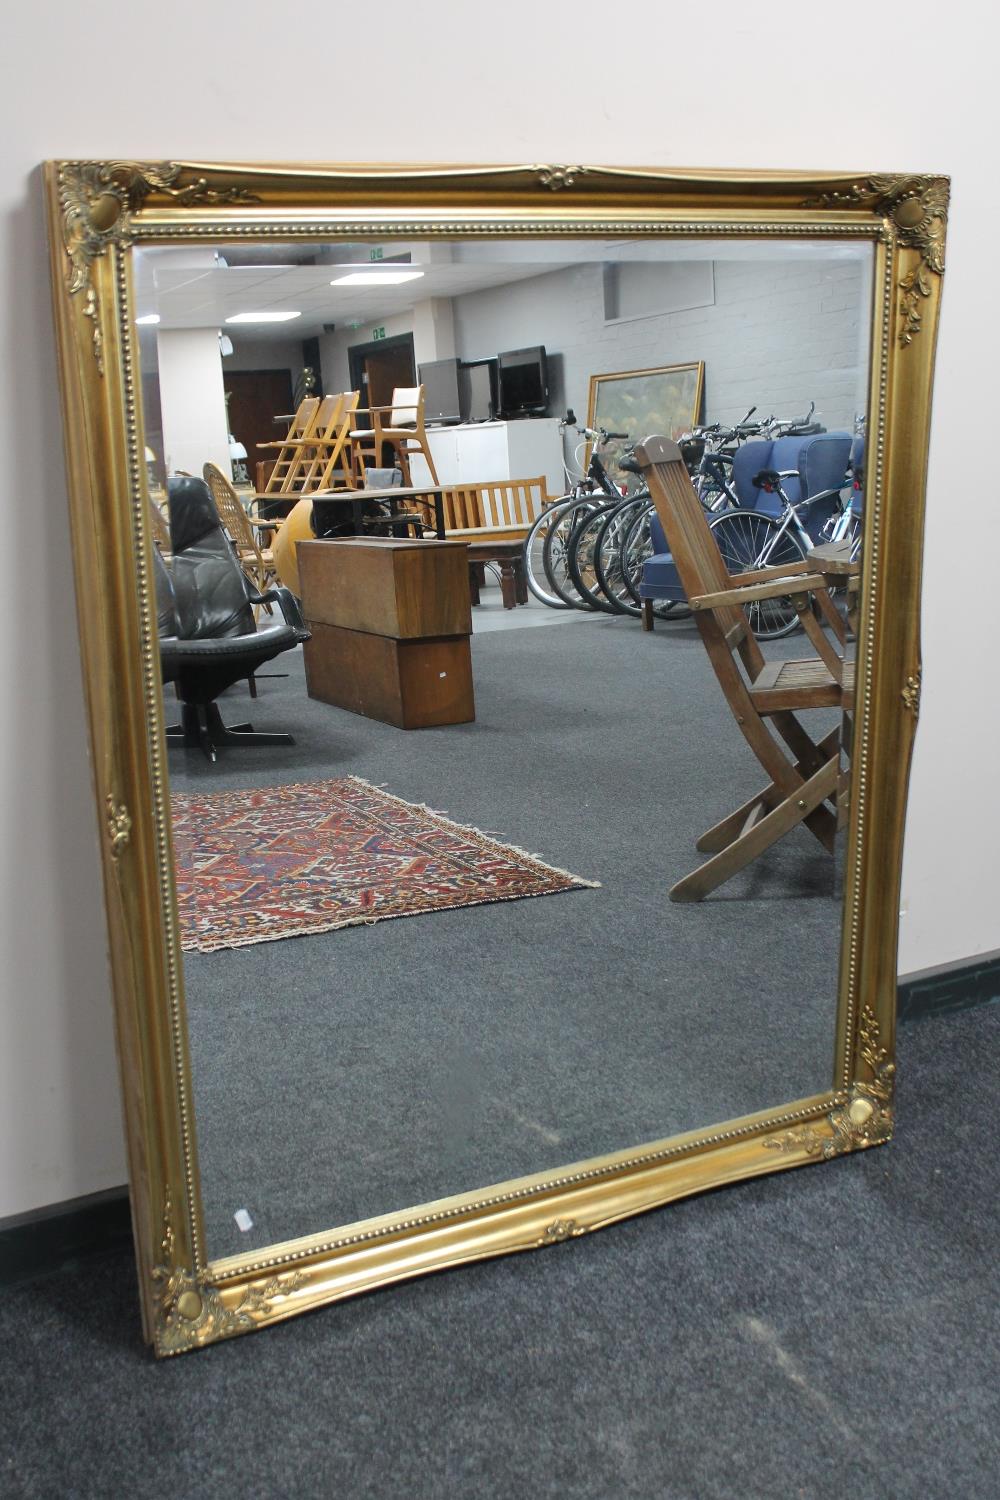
[223,369,295,470]
[367,343,416,411]
[348,335,416,428]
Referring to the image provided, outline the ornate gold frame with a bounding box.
[43,161,946,1356]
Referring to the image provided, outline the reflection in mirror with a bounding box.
[136,235,871,1262]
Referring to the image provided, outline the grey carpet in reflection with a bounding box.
[169,611,843,1260]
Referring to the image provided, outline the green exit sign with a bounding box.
[372,326,386,341]
[370,247,383,261]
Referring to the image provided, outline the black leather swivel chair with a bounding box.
[157,476,309,761]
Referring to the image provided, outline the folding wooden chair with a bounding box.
[255,396,320,498]
[634,435,856,903]
[309,391,360,490]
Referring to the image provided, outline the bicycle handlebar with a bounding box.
[560,410,629,444]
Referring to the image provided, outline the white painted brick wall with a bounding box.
[452,257,869,439]
[315,253,869,470]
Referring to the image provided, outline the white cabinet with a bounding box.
[409,418,565,495]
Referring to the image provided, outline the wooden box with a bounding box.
[303,623,474,729]
[299,537,475,729]
[298,538,472,640]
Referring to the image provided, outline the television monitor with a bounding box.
[419,357,462,424]
[497,345,549,418]
[459,358,499,422]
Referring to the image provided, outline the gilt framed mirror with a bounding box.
[44,162,946,1356]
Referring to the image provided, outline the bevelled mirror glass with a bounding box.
[45,163,945,1354]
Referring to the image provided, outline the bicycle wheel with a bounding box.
[708,510,807,638]
[593,496,650,616]
[620,503,692,619]
[523,499,576,608]
[568,502,622,613]
[543,499,603,609]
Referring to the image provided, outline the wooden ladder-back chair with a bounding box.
[255,396,320,497]
[349,385,441,487]
[634,435,856,903]
[202,461,278,602]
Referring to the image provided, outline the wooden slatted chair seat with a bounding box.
[750,656,855,711]
[634,434,859,903]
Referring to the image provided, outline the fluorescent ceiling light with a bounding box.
[225,310,302,323]
[329,271,424,286]
[135,313,160,325]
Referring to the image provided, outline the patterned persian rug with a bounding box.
[171,775,598,953]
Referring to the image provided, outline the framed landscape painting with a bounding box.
[588,362,704,487]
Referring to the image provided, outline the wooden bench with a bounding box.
[408,476,556,542]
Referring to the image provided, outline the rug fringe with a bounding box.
[342,775,601,890]
[183,877,599,954]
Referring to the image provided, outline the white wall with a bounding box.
[223,335,305,388]
[319,309,418,394]
[451,257,868,434]
[156,329,231,476]
[1,0,994,1218]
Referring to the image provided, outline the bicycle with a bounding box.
[707,445,853,637]
[685,403,824,511]
[522,413,628,609]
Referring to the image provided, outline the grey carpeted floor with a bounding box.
[2,1005,997,1500]
[168,607,843,1260]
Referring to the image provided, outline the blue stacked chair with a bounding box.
[638,509,687,615]
[640,430,853,626]
[848,432,865,523]
[730,432,853,541]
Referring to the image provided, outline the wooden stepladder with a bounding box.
[634,435,857,903]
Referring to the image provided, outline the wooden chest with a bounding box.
[298,538,474,729]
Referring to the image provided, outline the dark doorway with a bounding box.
[223,369,295,474]
[348,334,416,431]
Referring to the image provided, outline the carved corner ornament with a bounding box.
[804,175,948,346]
[56,161,260,372]
[152,1189,304,1355]
[766,1005,894,1161]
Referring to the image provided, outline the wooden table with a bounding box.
[465,538,529,609]
[808,539,861,642]
[298,537,474,729]
[310,485,446,540]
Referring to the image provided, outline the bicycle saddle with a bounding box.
[617,455,642,475]
[751,469,782,490]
